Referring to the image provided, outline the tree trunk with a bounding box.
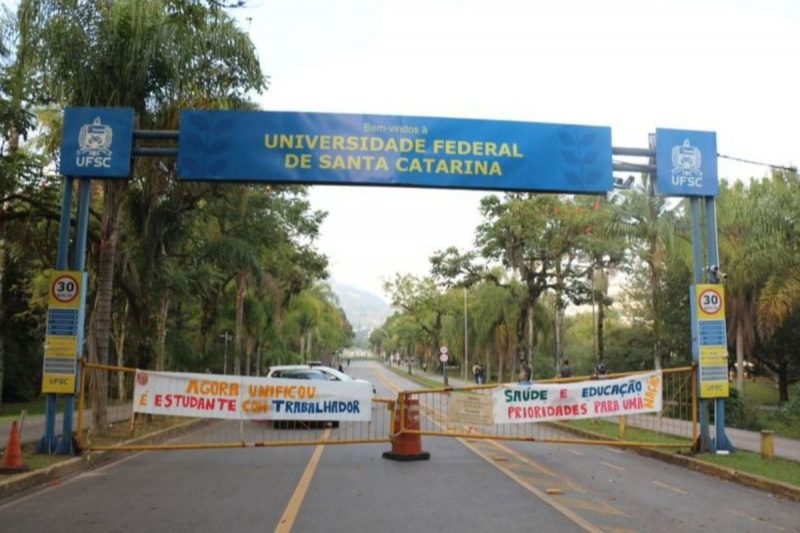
[778,361,789,404]
[527,302,535,371]
[88,181,125,433]
[155,289,169,371]
[597,293,606,363]
[0,238,5,409]
[498,347,504,383]
[736,327,744,393]
[234,271,246,375]
[651,262,662,370]
[510,340,517,382]
[485,347,492,384]
[245,334,253,376]
[113,301,129,401]
[299,334,306,363]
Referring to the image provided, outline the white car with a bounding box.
[266,364,376,394]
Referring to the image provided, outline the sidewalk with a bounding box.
[406,366,800,462]
[1,403,132,448]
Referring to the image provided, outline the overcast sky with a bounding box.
[231,0,799,299]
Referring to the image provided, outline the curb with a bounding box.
[0,418,206,501]
[551,422,800,503]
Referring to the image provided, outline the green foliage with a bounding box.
[722,387,764,431]
[0,0,346,406]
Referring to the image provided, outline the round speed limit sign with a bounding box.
[698,288,722,315]
[52,274,79,304]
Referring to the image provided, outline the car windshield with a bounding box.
[282,370,327,380]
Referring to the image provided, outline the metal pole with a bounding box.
[463,287,468,381]
[705,196,734,453]
[55,179,91,455]
[37,176,74,454]
[690,197,711,452]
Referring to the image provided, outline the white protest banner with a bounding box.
[133,370,373,421]
[494,371,663,424]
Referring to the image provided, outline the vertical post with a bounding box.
[56,178,91,455]
[463,287,468,381]
[705,196,734,452]
[761,430,774,460]
[77,360,86,447]
[690,197,711,452]
[37,177,74,454]
[221,332,232,375]
[692,363,699,446]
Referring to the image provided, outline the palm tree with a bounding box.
[35,0,266,429]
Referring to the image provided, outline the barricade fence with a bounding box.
[77,362,395,451]
[398,366,697,449]
[76,362,696,453]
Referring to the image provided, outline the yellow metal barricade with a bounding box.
[396,366,697,449]
[76,362,695,452]
[77,362,394,452]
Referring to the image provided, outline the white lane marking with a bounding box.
[600,461,625,472]
[652,480,687,495]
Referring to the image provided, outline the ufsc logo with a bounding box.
[76,117,113,168]
[671,139,703,188]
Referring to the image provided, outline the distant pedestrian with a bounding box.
[423,361,428,373]
[338,364,344,373]
[559,359,574,379]
[477,365,486,384]
[472,363,480,384]
[593,361,608,380]
[520,363,532,383]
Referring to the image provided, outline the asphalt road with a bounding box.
[1,361,798,532]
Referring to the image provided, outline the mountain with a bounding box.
[332,283,393,346]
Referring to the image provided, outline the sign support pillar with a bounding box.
[704,196,734,453]
[690,198,711,452]
[37,177,74,454]
[55,178,91,455]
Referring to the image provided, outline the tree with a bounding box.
[615,175,685,368]
[32,0,266,429]
[477,194,594,375]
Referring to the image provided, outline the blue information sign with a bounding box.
[655,128,718,197]
[177,111,613,194]
[60,107,134,178]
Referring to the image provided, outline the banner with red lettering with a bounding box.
[494,371,663,424]
[133,370,373,421]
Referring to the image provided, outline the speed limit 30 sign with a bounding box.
[698,287,723,315]
[47,270,84,309]
[52,274,80,304]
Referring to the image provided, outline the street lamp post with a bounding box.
[220,331,233,375]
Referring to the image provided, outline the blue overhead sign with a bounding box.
[655,128,718,197]
[177,111,613,194]
[60,107,134,178]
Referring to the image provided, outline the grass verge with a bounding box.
[1,397,48,421]
[563,419,692,447]
[697,450,800,488]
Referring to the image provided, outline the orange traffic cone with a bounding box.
[382,395,430,461]
[1,421,29,473]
